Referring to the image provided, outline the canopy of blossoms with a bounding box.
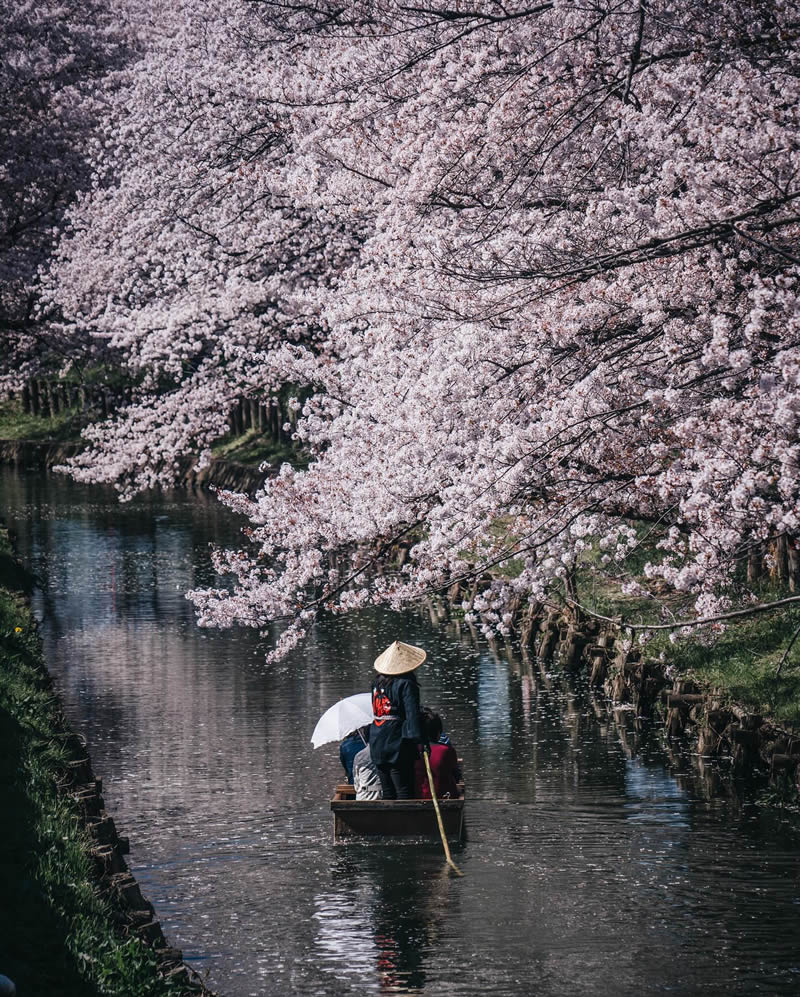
[9,0,800,658]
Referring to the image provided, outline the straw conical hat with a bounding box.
[374,640,426,675]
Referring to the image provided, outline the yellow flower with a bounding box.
[14,627,22,633]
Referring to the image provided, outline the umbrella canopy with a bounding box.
[311,693,374,749]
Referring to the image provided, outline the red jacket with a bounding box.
[414,742,460,799]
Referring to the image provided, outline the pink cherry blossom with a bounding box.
[6,0,799,656]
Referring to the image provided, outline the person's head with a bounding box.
[422,707,443,743]
[374,640,426,676]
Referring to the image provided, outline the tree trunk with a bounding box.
[40,380,51,418]
[747,551,763,583]
[789,540,800,593]
[773,536,790,584]
[270,402,279,442]
[277,398,287,442]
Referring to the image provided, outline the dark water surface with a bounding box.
[3,465,800,996]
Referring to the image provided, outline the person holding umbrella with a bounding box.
[369,640,427,800]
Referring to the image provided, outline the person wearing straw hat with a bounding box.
[369,640,428,799]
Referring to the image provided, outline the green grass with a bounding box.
[651,605,800,727]
[211,426,307,468]
[575,565,693,625]
[553,525,800,727]
[0,530,194,996]
[0,398,87,443]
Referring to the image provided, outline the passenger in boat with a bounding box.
[339,725,369,784]
[415,708,461,800]
[369,640,427,800]
[353,744,382,800]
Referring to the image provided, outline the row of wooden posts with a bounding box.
[227,394,297,444]
[16,378,296,447]
[20,378,125,419]
[427,585,800,785]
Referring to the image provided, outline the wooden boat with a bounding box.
[331,783,465,842]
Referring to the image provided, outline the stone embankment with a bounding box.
[0,529,214,995]
[0,439,82,468]
[56,730,206,989]
[174,454,268,494]
[436,585,800,788]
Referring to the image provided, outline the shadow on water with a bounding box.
[3,465,800,996]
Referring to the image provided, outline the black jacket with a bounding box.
[369,673,423,766]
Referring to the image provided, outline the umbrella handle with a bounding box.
[423,749,464,877]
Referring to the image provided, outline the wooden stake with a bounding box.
[423,750,463,877]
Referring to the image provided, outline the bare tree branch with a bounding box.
[566,595,800,632]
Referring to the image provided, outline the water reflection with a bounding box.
[623,761,690,829]
[477,650,512,751]
[315,851,456,995]
[3,465,800,996]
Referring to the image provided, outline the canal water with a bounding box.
[2,465,800,996]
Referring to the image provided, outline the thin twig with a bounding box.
[775,622,800,678]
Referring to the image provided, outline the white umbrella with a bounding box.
[311,693,373,748]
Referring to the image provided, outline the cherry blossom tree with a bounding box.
[44,0,366,494]
[0,0,130,391]
[46,0,800,657]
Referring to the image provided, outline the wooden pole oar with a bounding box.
[423,749,464,877]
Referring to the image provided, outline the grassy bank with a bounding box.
[0,530,194,996]
[0,396,303,471]
[573,542,800,728]
[210,425,303,468]
[0,399,87,444]
[655,606,800,728]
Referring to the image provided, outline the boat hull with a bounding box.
[331,785,464,842]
